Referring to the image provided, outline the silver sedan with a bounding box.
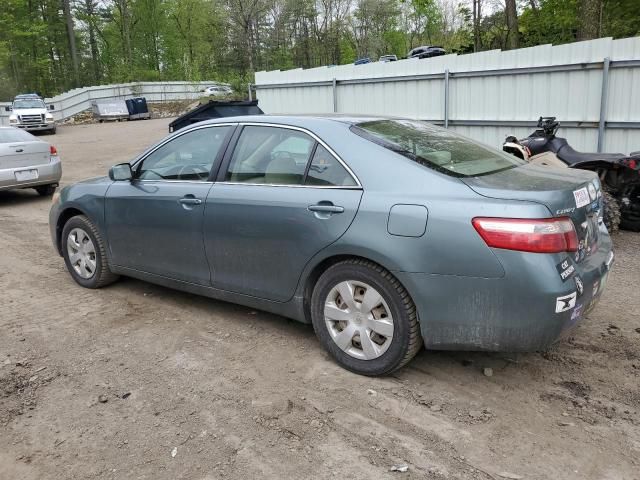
[0,127,61,195]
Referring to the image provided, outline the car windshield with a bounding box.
[13,99,45,109]
[0,128,36,143]
[352,119,526,177]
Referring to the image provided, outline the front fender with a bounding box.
[49,179,112,256]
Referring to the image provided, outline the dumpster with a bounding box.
[91,99,129,122]
[126,97,151,120]
[168,100,263,132]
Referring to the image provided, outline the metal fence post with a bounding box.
[248,84,253,101]
[444,69,450,129]
[332,78,338,113]
[597,57,610,153]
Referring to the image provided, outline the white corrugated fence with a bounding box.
[254,37,640,153]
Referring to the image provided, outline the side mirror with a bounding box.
[109,163,133,181]
[49,104,55,111]
[5,106,12,112]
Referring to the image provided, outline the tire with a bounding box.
[61,215,119,289]
[35,184,56,196]
[602,191,621,234]
[620,215,640,232]
[310,259,422,376]
[48,127,56,134]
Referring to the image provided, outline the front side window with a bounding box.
[226,126,314,185]
[137,126,232,181]
[352,120,526,177]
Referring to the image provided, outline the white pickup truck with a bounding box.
[7,94,56,134]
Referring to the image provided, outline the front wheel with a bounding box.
[311,259,422,376]
[602,191,621,234]
[61,215,119,288]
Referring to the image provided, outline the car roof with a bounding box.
[196,114,394,128]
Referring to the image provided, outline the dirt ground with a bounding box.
[1,119,639,480]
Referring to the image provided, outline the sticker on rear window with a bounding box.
[556,258,576,282]
[555,292,577,313]
[573,187,590,208]
[588,183,597,201]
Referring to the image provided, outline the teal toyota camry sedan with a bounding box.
[49,116,614,375]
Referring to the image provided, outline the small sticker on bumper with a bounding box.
[556,292,577,313]
[556,258,576,282]
[574,276,584,296]
[569,303,584,325]
[573,187,590,208]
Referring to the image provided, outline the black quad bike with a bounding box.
[503,117,640,233]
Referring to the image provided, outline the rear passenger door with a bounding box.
[204,124,363,302]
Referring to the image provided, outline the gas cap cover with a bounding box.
[387,204,428,237]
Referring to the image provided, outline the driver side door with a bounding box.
[105,124,234,285]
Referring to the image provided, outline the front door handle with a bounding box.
[308,204,344,214]
[179,196,202,206]
[15,148,23,153]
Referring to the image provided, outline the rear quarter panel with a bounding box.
[299,123,551,278]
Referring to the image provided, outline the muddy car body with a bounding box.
[49,116,614,375]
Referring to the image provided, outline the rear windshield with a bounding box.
[352,119,525,177]
[0,128,36,143]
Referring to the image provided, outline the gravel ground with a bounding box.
[0,119,639,480]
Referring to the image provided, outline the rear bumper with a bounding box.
[396,231,614,352]
[0,157,62,191]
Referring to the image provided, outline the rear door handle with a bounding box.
[15,148,23,153]
[308,204,344,214]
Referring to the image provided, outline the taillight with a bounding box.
[472,217,578,254]
[622,158,638,170]
[50,145,57,155]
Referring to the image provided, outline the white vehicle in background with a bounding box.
[201,85,233,97]
[0,127,61,196]
[6,93,56,134]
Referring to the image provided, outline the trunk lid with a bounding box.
[462,163,602,264]
[0,140,50,169]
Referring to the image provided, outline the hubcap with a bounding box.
[324,281,394,360]
[66,228,97,279]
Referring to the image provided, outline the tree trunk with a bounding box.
[473,0,481,52]
[577,0,602,40]
[84,0,101,82]
[62,0,80,86]
[505,0,519,49]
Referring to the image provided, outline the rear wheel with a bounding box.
[311,259,422,376]
[35,184,56,196]
[61,215,119,288]
[602,191,621,234]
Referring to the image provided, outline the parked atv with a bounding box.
[503,117,640,233]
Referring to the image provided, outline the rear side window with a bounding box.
[306,145,357,187]
[352,120,525,177]
[226,126,314,185]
